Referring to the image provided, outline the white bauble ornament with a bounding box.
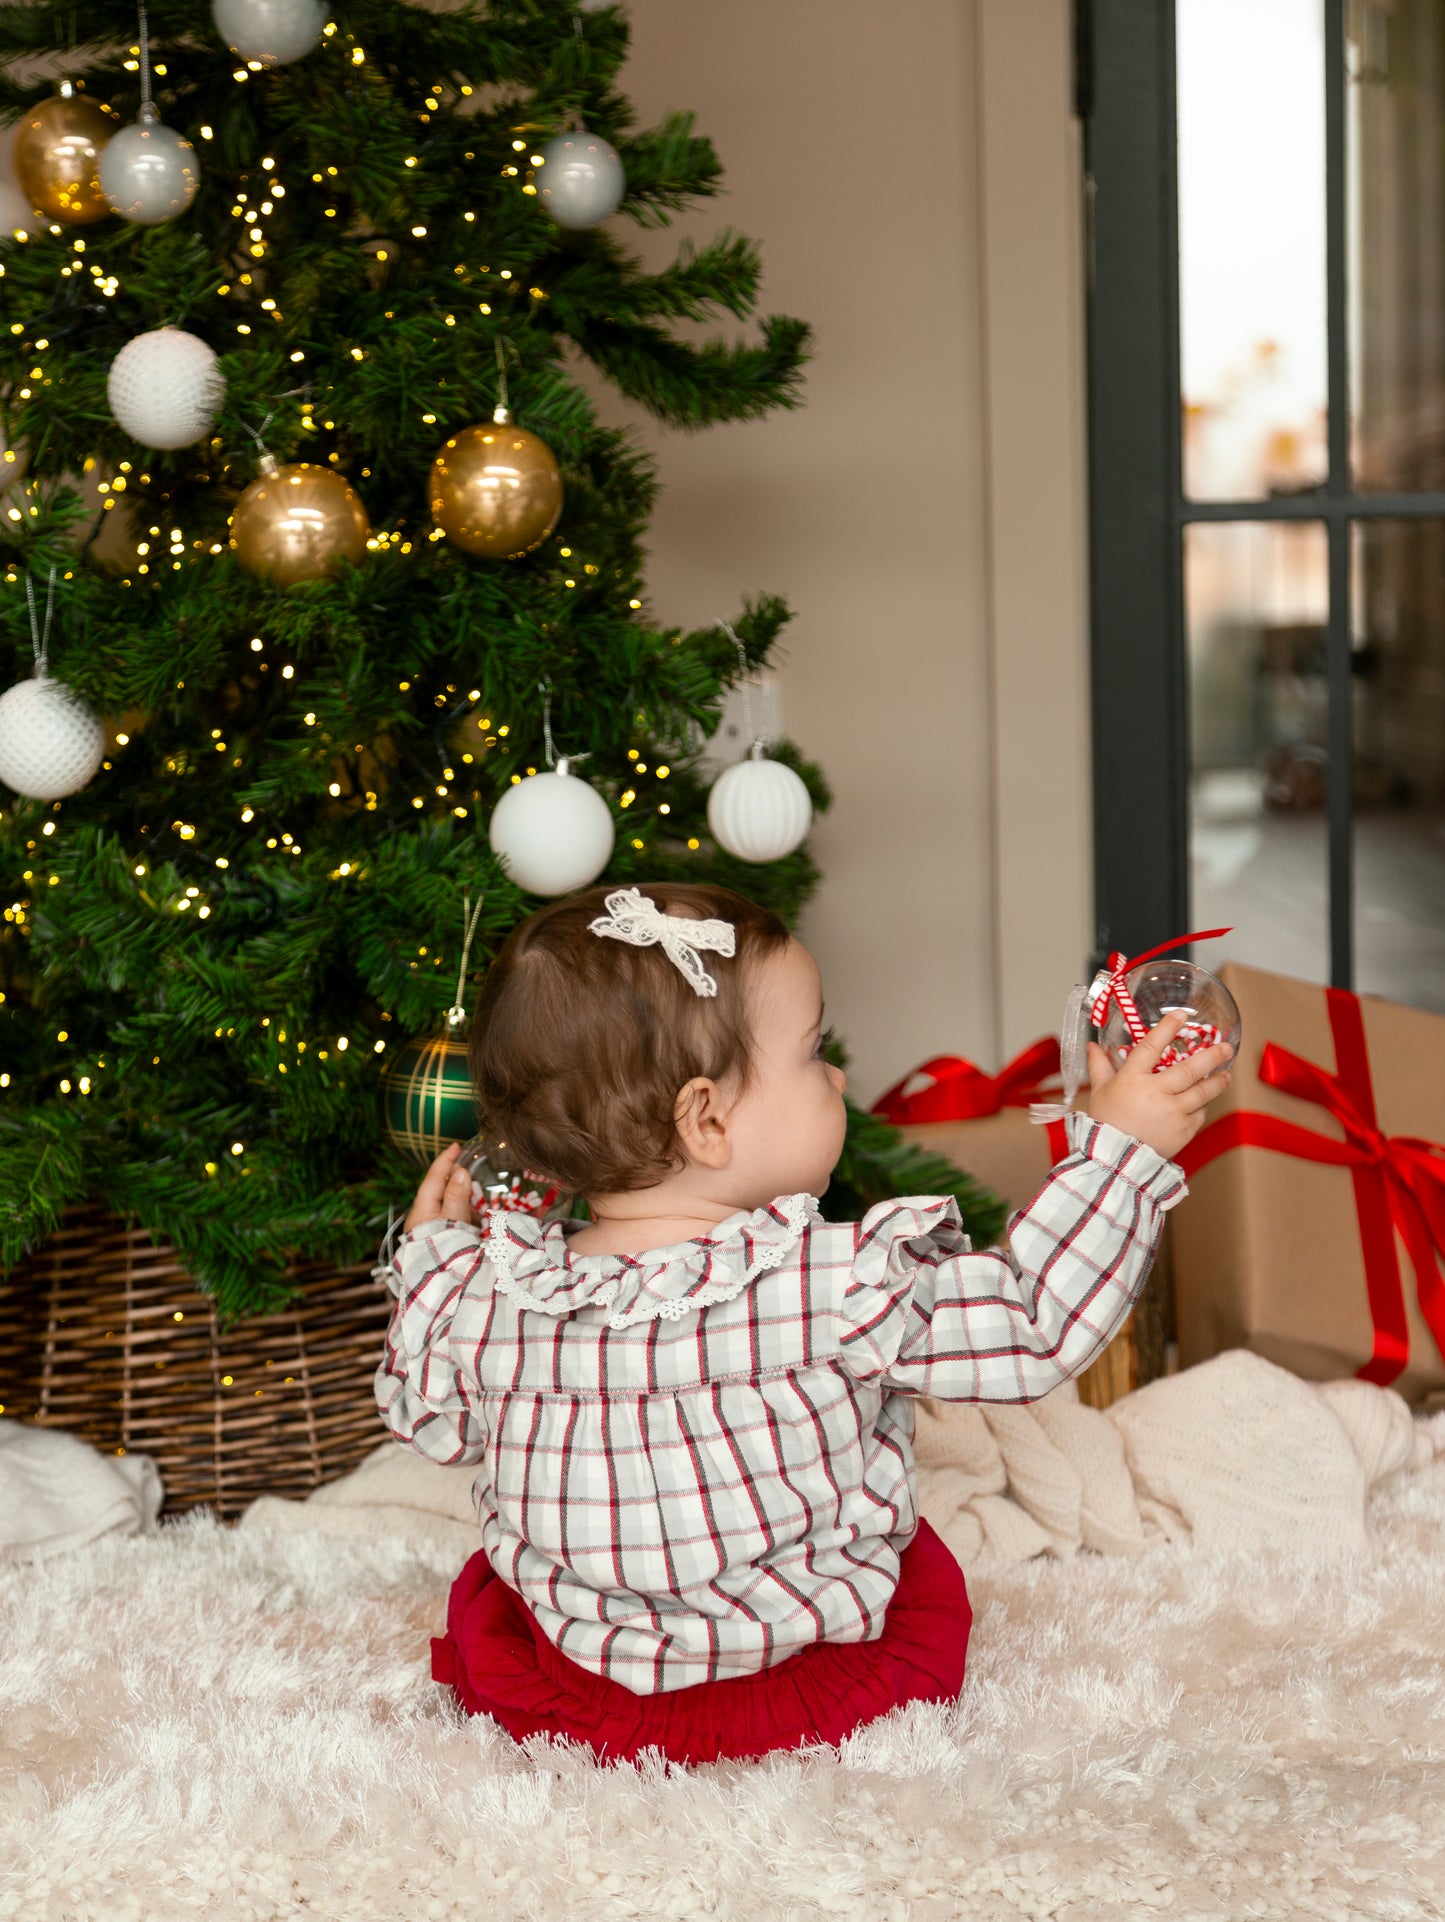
[212,0,326,64]
[0,671,105,800]
[99,107,200,226]
[707,745,812,863]
[107,326,224,450]
[488,759,615,897]
[535,131,626,230]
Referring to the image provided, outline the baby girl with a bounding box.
[376,884,1231,1765]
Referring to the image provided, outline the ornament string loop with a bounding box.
[239,387,309,458]
[1029,981,1091,1127]
[538,677,555,768]
[536,677,587,776]
[444,889,486,1028]
[25,567,57,677]
[136,2,154,116]
[716,619,761,749]
[589,886,736,998]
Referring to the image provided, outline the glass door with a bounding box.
[1083,0,1445,1012]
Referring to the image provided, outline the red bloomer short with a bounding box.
[431,1518,972,1767]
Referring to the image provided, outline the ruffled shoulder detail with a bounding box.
[485,1194,823,1330]
[849,1195,971,1289]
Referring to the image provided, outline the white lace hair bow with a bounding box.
[588,887,737,997]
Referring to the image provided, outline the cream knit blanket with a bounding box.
[240,1350,1444,1568]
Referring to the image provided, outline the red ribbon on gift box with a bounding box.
[872,1038,1063,1125]
[1177,986,1445,1387]
[872,1039,1073,1168]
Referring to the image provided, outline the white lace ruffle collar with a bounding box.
[485,1194,821,1330]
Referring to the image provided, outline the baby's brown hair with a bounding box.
[468,883,792,1196]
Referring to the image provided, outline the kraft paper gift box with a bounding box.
[1173,961,1445,1403]
[873,1042,1079,1215]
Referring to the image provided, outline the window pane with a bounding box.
[1350,0,1445,492]
[1177,0,1328,501]
[1187,522,1330,982]
[1353,522,1445,1009]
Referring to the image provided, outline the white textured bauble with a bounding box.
[488,762,615,897]
[107,327,224,450]
[535,130,626,230]
[212,0,326,64]
[99,111,199,225]
[707,750,813,863]
[0,673,105,800]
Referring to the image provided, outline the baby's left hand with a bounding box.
[404,1141,475,1233]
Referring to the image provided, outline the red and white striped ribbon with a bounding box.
[1089,929,1233,1072]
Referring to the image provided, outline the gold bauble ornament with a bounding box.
[229,455,371,587]
[13,88,120,226]
[428,406,563,559]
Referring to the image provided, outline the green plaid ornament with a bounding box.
[381,1023,479,1166]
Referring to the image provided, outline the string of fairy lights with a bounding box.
[0,13,731,1188]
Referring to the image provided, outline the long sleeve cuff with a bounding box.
[1065,1110,1188,1210]
[398,1215,483,1246]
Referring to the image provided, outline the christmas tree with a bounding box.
[0,0,1002,1323]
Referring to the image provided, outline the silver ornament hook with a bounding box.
[494,338,511,425]
[25,567,57,678]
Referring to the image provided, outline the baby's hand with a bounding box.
[404,1141,476,1233]
[1085,1010,1233,1162]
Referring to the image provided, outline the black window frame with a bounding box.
[1080,0,1445,983]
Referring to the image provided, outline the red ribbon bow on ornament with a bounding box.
[871,1038,1063,1126]
[1178,986,1445,1387]
[1089,927,1232,1066]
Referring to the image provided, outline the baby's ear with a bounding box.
[673,1077,730,1167]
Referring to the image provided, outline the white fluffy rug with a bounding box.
[5,1448,1445,1922]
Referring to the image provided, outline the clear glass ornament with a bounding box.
[1095,959,1242,1071]
[457,1131,571,1229]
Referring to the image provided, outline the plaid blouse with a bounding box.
[375,1113,1185,1695]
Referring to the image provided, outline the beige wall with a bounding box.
[598,0,1090,1102]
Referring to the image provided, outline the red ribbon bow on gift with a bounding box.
[871,1038,1063,1126]
[1178,986,1445,1387]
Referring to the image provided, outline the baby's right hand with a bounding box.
[404,1141,476,1233]
[1085,1010,1233,1162]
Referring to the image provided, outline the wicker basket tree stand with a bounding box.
[0,1205,391,1519]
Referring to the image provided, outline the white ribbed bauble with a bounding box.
[535,130,626,230]
[99,109,200,225]
[212,0,326,64]
[0,673,105,800]
[707,748,813,863]
[488,760,615,897]
[107,327,224,450]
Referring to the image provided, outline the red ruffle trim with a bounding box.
[432,1519,971,1766]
